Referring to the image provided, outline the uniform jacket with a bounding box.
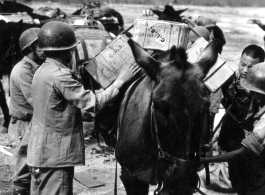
[241,105,265,192]
[218,72,258,151]
[9,56,39,120]
[27,58,119,167]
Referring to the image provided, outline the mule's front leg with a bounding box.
[120,166,149,195]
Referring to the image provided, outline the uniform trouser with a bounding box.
[8,118,31,188]
[0,94,10,128]
[30,166,74,195]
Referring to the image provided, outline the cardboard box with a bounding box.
[186,37,235,92]
[133,19,189,51]
[84,35,137,89]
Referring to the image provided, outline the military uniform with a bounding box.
[240,105,265,195]
[218,71,259,193]
[8,56,39,191]
[27,58,120,194]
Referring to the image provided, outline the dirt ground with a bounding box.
[1,2,265,195]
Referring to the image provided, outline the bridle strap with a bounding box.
[151,102,196,168]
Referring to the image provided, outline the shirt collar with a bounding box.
[23,56,39,71]
[45,57,69,69]
[254,104,265,118]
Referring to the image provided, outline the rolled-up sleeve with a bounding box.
[54,69,119,112]
[242,117,265,155]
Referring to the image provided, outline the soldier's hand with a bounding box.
[81,110,95,122]
[113,63,141,89]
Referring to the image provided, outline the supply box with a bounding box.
[133,19,189,51]
[186,37,235,92]
[84,35,137,89]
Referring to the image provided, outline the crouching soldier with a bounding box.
[8,28,45,195]
[26,21,140,195]
[201,62,265,195]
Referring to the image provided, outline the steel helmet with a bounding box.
[195,16,216,28]
[38,21,79,51]
[19,28,40,52]
[189,26,210,42]
[241,62,265,95]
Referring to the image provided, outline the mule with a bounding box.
[151,5,188,23]
[0,20,39,78]
[113,39,220,195]
[0,1,33,13]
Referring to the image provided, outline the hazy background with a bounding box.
[16,0,265,7]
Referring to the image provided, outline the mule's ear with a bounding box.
[197,40,221,76]
[128,39,161,77]
[156,45,177,62]
[17,20,23,24]
[175,8,188,16]
[150,9,162,17]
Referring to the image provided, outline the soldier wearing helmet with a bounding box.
[8,27,45,195]
[201,62,265,195]
[187,26,210,49]
[195,15,226,53]
[26,21,140,195]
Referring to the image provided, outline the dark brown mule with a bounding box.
[151,5,188,23]
[115,39,220,195]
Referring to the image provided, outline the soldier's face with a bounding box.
[35,45,45,60]
[238,54,260,78]
[32,42,46,64]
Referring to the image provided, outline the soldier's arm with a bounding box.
[54,63,140,112]
[200,146,247,164]
[18,67,34,106]
[242,116,265,155]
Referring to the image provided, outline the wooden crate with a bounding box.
[84,35,137,89]
[132,19,189,51]
[186,37,235,92]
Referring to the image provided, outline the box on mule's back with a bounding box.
[132,19,189,51]
[83,20,190,88]
[84,35,139,89]
[187,37,235,92]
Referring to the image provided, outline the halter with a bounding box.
[151,101,203,195]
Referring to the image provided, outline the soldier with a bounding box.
[187,26,210,49]
[195,16,226,53]
[201,62,265,195]
[26,21,140,195]
[188,25,223,154]
[8,28,45,195]
[218,45,265,193]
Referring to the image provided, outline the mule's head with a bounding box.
[0,21,39,75]
[151,5,188,23]
[128,39,220,194]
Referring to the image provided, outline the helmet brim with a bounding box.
[205,24,216,28]
[241,77,265,95]
[21,37,38,52]
[38,40,80,51]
